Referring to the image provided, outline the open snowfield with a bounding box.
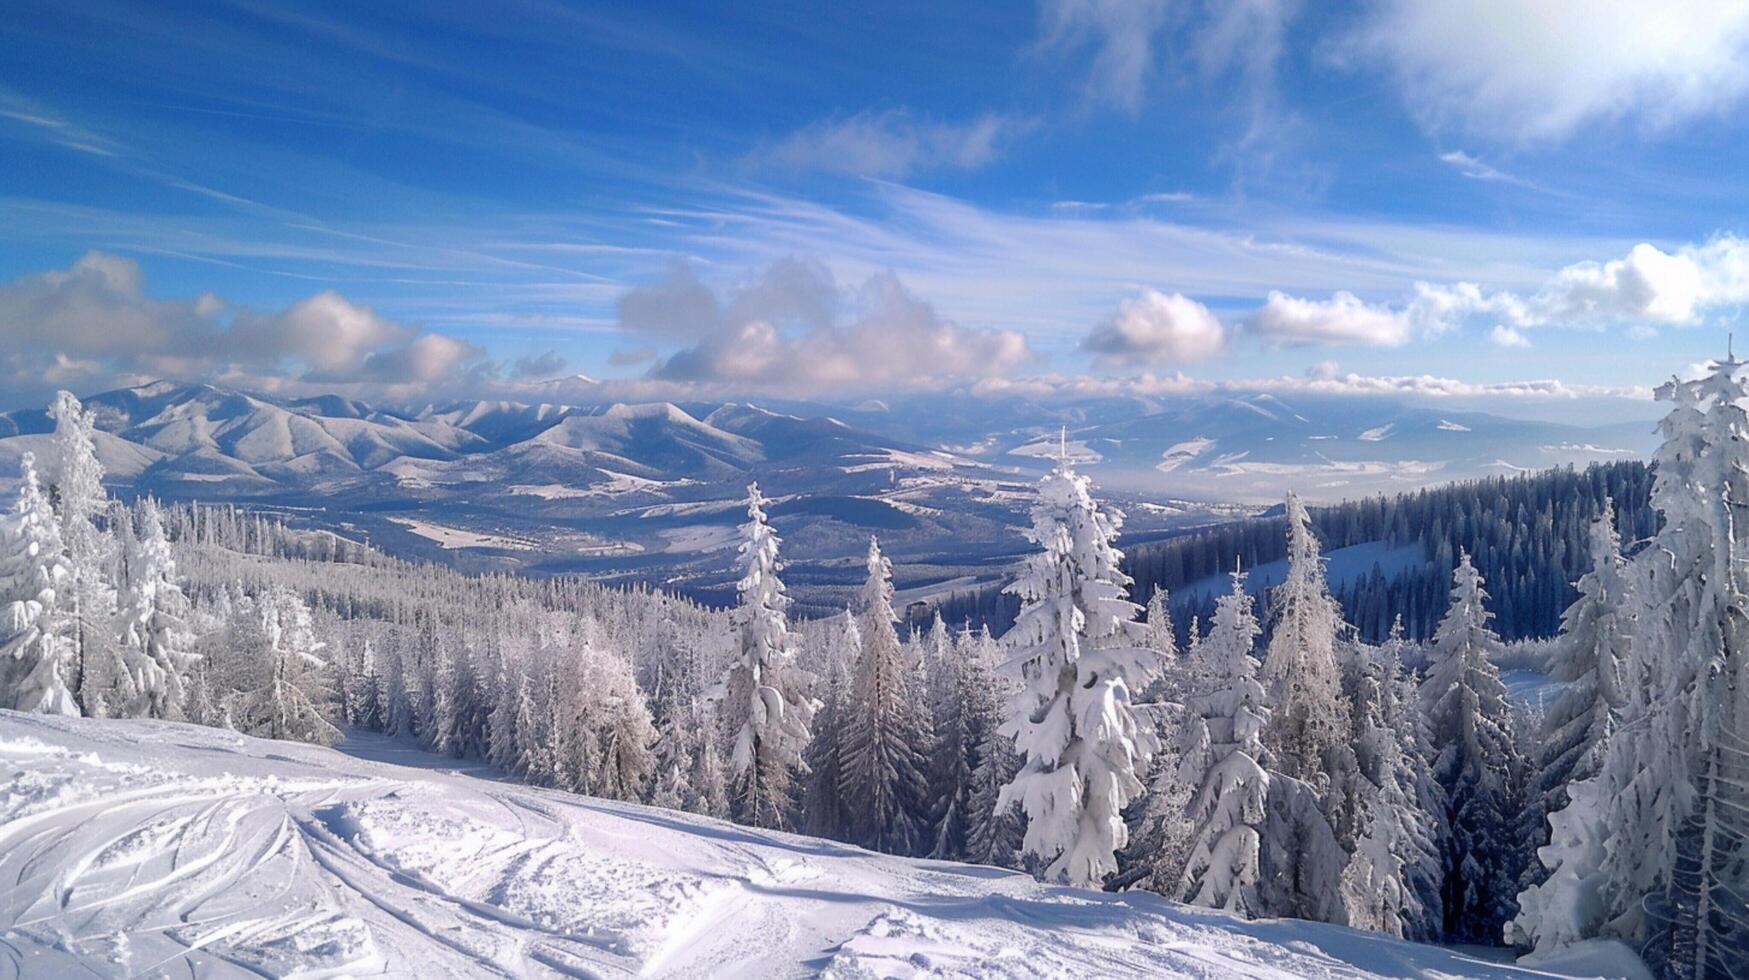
[0,712,1631,979]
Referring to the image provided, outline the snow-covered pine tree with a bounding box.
[1261,493,1359,842]
[721,483,816,829]
[50,391,126,717]
[804,612,857,840]
[511,665,547,781]
[231,586,340,745]
[964,626,1024,869]
[1520,503,1632,894]
[1177,565,1270,914]
[427,632,462,756]
[592,648,657,802]
[0,452,78,716]
[1512,371,1721,959]
[1419,553,1524,943]
[841,536,931,854]
[1114,590,1193,895]
[1339,641,1439,939]
[997,456,1160,887]
[1145,586,1174,663]
[926,625,982,861]
[117,499,196,720]
[650,667,698,812]
[691,702,732,819]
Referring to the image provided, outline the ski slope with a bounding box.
[0,712,1613,978]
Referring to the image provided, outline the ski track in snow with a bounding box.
[1,712,1569,979]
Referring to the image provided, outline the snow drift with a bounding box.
[0,712,1616,978]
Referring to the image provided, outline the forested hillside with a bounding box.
[927,460,1656,643]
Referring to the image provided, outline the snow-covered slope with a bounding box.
[0,711,1576,979]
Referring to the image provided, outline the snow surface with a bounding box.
[0,711,1609,979]
[389,517,538,551]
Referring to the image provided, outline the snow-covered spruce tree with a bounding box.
[1112,587,1193,895]
[1520,504,1632,892]
[1261,494,1359,842]
[1419,553,1524,943]
[512,664,549,782]
[1339,641,1440,939]
[1176,566,1270,914]
[231,586,340,745]
[50,391,127,717]
[1627,362,1749,976]
[997,457,1159,887]
[427,632,462,756]
[0,452,79,715]
[1115,727,1197,895]
[1144,586,1174,666]
[349,637,386,731]
[965,626,1024,870]
[841,536,931,855]
[116,499,196,720]
[592,648,657,803]
[721,483,816,829]
[690,704,732,820]
[1514,368,1741,963]
[651,666,700,813]
[926,625,983,861]
[804,613,856,840]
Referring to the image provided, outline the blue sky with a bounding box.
[3,1,1748,412]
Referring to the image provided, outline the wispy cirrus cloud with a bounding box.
[750,109,1032,178]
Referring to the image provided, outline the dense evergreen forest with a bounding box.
[925,460,1656,643]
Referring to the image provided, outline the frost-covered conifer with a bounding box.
[1339,642,1439,939]
[51,391,126,717]
[804,613,856,839]
[648,662,699,811]
[1520,505,1632,896]
[691,706,731,819]
[998,456,1158,887]
[592,649,656,802]
[0,453,78,715]
[1262,494,1357,837]
[721,483,816,829]
[1419,553,1523,943]
[841,537,930,854]
[1516,360,1749,974]
[232,587,340,745]
[115,499,195,719]
[1177,566,1270,915]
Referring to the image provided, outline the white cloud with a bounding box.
[1490,324,1531,348]
[1132,191,1196,204]
[755,109,1026,178]
[1036,0,1174,110]
[1347,0,1749,141]
[0,251,487,397]
[968,369,1647,402]
[619,258,1035,392]
[1528,238,1749,325]
[1438,150,1515,182]
[231,291,413,376]
[1249,236,1749,349]
[1249,290,1413,346]
[1082,289,1227,366]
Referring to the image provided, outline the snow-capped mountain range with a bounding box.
[0,381,1652,607]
